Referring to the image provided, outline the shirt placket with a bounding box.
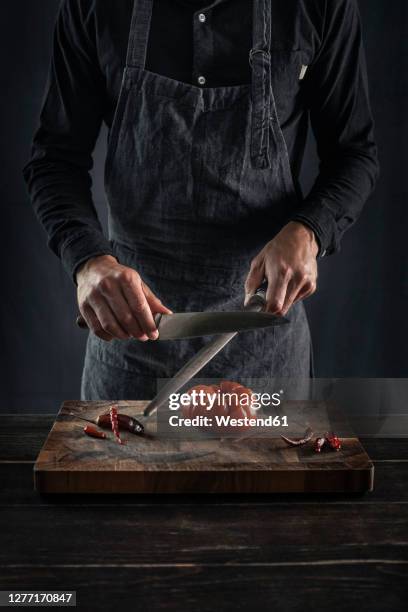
[192,5,213,87]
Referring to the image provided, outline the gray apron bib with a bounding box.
[81,0,312,401]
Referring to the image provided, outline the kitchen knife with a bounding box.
[153,310,287,340]
[76,309,288,339]
[143,282,287,417]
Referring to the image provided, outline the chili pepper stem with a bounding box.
[281,427,314,447]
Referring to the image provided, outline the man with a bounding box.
[24,0,378,400]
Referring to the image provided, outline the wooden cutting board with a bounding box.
[34,400,374,494]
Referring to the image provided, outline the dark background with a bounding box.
[1,1,407,413]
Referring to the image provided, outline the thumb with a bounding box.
[142,282,173,315]
[244,261,265,305]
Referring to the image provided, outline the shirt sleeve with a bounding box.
[291,0,380,257]
[23,0,114,282]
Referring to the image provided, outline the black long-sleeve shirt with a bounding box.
[23,0,379,282]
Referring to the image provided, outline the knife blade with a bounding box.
[76,309,287,339]
[153,310,288,340]
[143,283,288,417]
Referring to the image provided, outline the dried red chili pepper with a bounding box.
[325,432,342,451]
[83,425,107,439]
[281,427,314,447]
[109,405,125,445]
[97,413,144,435]
[314,437,326,453]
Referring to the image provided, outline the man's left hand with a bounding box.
[245,222,319,315]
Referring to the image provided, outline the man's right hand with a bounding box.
[76,255,172,342]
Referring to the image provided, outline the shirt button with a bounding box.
[198,75,206,86]
[198,13,206,23]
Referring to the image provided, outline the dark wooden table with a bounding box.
[1,415,407,611]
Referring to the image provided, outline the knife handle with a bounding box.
[245,280,268,312]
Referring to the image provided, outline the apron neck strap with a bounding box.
[126,0,154,69]
[250,0,274,170]
[252,0,272,52]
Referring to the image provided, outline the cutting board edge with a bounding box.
[34,464,374,495]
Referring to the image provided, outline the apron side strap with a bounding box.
[126,0,154,69]
[250,49,272,170]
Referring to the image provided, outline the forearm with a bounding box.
[23,156,114,282]
[292,144,379,256]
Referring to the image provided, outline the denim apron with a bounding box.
[81,0,312,400]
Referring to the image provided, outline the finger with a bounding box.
[101,282,147,341]
[142,282,173,315]
[90,298,130,340]
[121,275,159,340]
[293,279,317,304]
[265,268,291,315]
[244,260,265,304]
[82,304,113,342]
[281,278,301,315]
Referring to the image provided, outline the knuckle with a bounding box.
[278,264,291,278]
[98,277,112,293]
[123,312,134,326]
[88,318,100,332]
[119,268,138,285]
[118,269,131,282]
[82,299,92,311]
[88,288,100,301]
[250,258,261,271]
[295,266,308,282]
[297,273,308,284]
[99,319,113,334]
[269,299,283,312]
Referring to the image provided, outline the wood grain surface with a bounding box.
[0,415,406,611]
[34,401,374,493]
